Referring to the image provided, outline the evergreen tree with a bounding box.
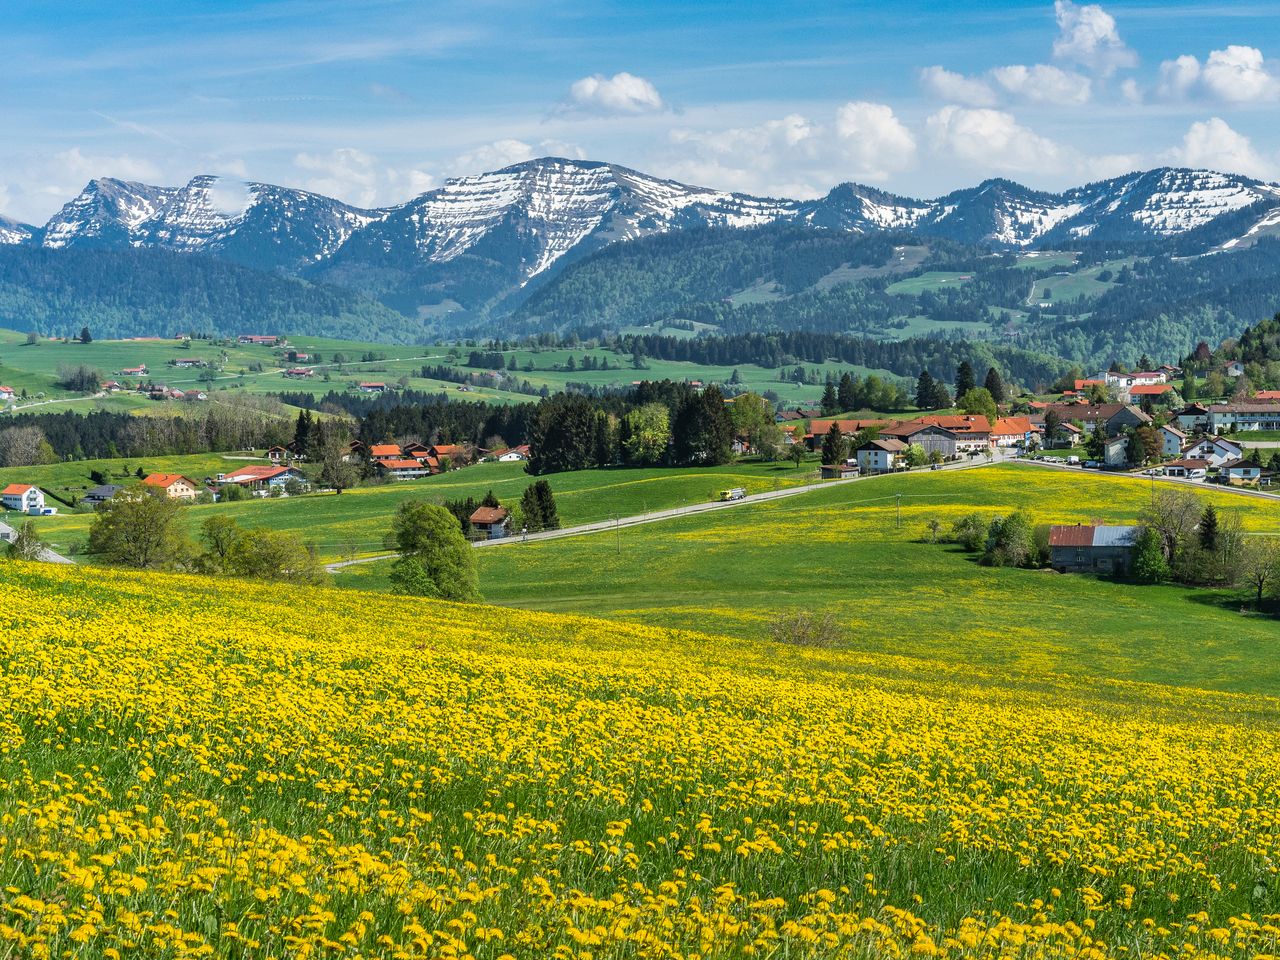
[481,488,500,509]
[593,412,613,467]
[820,423,846,465]
[534,480,560,530]
[1182,374,1197,401]
[78,326,92,344]
[292,409,314,457]
[672,386,734,466]
[1132,527,1170,583]
[820,380,839,416]
[1199,504,1219,553]
[519,483,544,533]
[983,366,1006,404]
[837,372,857,412]
[915,370,937,410]
[954,361,976,398]
[528,393,598,475]
[929,380,953,409]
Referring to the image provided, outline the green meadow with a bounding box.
[338,464,1280,695]
[20,458,821,558]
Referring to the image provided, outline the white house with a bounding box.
[1159,424,1186,457]
[1,484,45,514]
[1174,404,1210,431]
[1225,360,1245,378]
[497,445,530,462]
[1220,459,1268,485]
[0,385,14,403]
[1103,434,1129,467]
[1182,436,1243,466]
[1208,403,1280,433]
[855,438,907,474]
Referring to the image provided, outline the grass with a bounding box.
[6,562,1280,957]
[22,458,823,558]
[339,464,1280,695]
[884,271,973,295]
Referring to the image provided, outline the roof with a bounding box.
[369,444,402,457]
[808,419,891,436]
[1,483,34,496]
[359,381,386,388]
[1128,384,1173,395]
[1255,390,1280,400]
[1164,459,1209,469]
[223,465,291,482]
[380,459,427,470]
[0,385,14,393]
[916,414,990,434]
[1208,402,1280,413]
[1040,402,1148,423]
[431,444,466,456]
[1049,523,1140,548]
[1160,425,1187,437]
[992,416,1034,436]
[142,473,196,488]
[85,484,124,498]
[1073,379,1105,390]
[860,438,907,452]
[470,506,509,524]
[1220,458,1260,471]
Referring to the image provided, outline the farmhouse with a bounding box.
[171,357,203,369]
[819,462,859,479]
[82,484,125,508]
[1123,383,1174,404]
[428,443,468,463]
[378,459,431,480]
[368,443,403,462]
[267,445,291,463]
[358,382,387,393]
[141,473,201,500]
[497,445,530,462]
[1039,403,1150,436]
[878,422,958,458]
[220,465,307,493]
[284,367,314,378]
[1174,403,1210,431]
[1,484,45,514]
[1225,360,1245,378]
[0,385,14,401]
[991,416,1036,448]
[120,365,148,377]
[855,438,907,474]
[238,335,281,346]
[1048,524,1140,575]
[469,506,510,540]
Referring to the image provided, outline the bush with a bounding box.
[951,513,987,552]
[982,510,1036,568]
[768,611,846,648]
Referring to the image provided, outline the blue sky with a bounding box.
[4,0,1280,222]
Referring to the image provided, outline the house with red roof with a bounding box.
[991,416,1036,447]
[1,483,44,514]
[368,443,403,462]
[141,473,201,500]
[0,385,14,402]
[219,464,307,493]
[1048,524,1140,574]
[379,459,431,480]
[470,505,510,539]
[1161,458,1209,480]
[358,382,387,393]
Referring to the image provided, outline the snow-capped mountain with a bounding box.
[35,175,378,272]
[5,159,1280,317]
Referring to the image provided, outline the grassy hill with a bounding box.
[339,464,1280,694]
[3,560,1279,957]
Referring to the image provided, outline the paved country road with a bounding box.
[323,454,1003,572]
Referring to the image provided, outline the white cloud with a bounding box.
[52,147,162,185]
[834,102,918,179]
[989,64,1091,105]
[668,102,915,198]
[294,148,434,206]
[1167,117,1272,178]
[565,72,665,116]
[926,106,1068,174]
[1158,46,1280,103]
[919,66,997,107]
[1052,0,1136,75]
[205,177,253,216]
[452,139,535,173]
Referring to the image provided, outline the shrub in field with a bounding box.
[768,609,846,647]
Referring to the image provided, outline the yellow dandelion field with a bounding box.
[1,561,1279,959]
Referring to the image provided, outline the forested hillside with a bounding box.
[0,247,423,342]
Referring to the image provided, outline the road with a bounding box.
[324,454,1005,572]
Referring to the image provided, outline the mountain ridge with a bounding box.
[6,159,1280,323]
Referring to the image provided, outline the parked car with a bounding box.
[1066,455,1080,465]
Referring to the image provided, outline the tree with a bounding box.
[1139,488,1203,563]
[0,426,53,467]
[787,443,806,468]
[481,488,500,509]
[1043,409,1062,447]
[954,361,976,399]
[78,326,93,344]
[88,488,193,569]
[905,443,928,467]
[624,403,671,466]
[387,501,480,601]
[820,380,839,416]
[534,480,560,531]
[1238,537,1280,607]
[959,387,997,428]
[820,423,846,465]
[952,513,987,552]
[519,483,544,533]
[593,413,614,467]
[1085,425,1108,460]
[672,386,734,466]
[1181,374,1197,401]
[983,366,1006,404]
[915,370,938,410]
[199,515,242,573]
[24,331,38,345]
[982,511,1035,567]
[1199,504,1219,553]
[228,528,326,584]
[4,520,44,561]
[528,393,598,475]
[1132,527,1170,583]
[837,372,857,412]
[316,428,357,493]
[929,379,953,410]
